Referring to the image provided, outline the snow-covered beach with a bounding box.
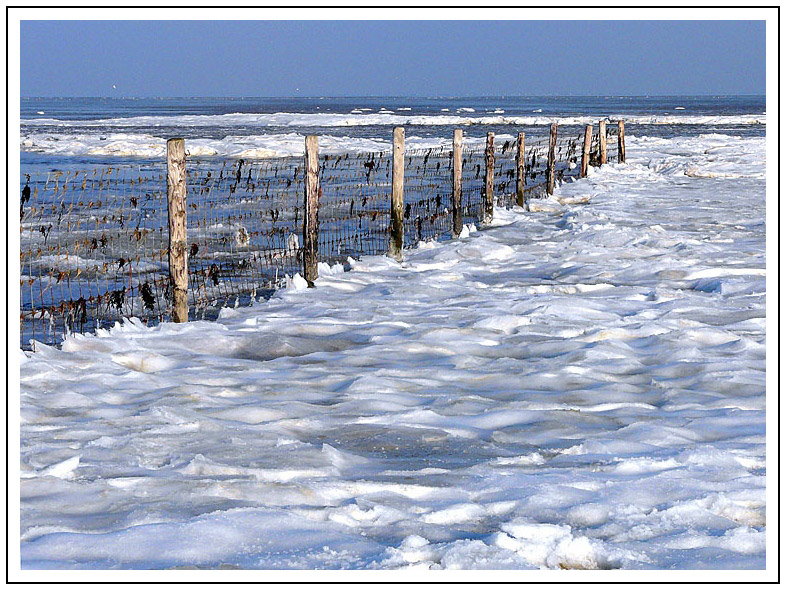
[19,132,766,570]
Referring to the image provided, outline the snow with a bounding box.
[18,130,512,158]
[21,111,766,129]
[20,111,765,158]
[17,133,766,572]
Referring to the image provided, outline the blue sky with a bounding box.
[20,20,765,97]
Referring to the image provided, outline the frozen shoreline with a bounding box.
[19,133,766,570]
[20,109,766,158]
[21,110,767,128]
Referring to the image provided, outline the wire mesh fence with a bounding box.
[19,122,625,349]
[185,157,304,318]
[605,124,620,161]
[402,146,454,247]
[20,164,171,348]
[319,150,391,261]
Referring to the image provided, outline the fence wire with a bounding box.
[185,158,303,318]
[20,123,625,348]
[403,146,454,246]
[20,164,170,348]
[319,151,391,262]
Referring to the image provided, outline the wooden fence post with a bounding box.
[516,132,526,209]
[618,120,626,163]
[166,138,188,323]
[303,135,320,287]
[599,120,607,165]
[452,129,463,238]
[581,124,592,178]
[547,123,557,195]
[389,126,405,261]
[484,132,494,223]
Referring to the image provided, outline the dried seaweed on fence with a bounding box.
[20,124,624,349]
[185,157,303,316]
[402,146,454,246]
[20,164,170,348]
[319,150,391,262]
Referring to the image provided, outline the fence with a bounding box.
[19,120,625,349]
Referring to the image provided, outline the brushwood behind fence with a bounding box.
[20,122,622,349]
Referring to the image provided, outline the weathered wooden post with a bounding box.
[166,138,188,323]
[516,132,526,209]
[388,126,405,261]
[452,129,463,238]
[547,123,557,195]
[303,135,320,287]
[618,120,626,163]
[581,124,592,178]
[599,120,607,165]
[483,132,494,223]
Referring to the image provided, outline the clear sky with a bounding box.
[20,20,765,97]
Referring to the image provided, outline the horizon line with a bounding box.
[20,94,767,100]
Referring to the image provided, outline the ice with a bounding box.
[20,111,766,157]
[32,456,81,480]
[21,112,766,128]
[18,132,766,570]
[19,131,393,158]
[22,508,386,569]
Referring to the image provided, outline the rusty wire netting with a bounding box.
[319,150,391,262]
[20,164,171,349]
[497,134,552,208]
[20,126,622,349]
[491,136,520,210]
[554,129,588,186]
[184,157,303,318]
[455,145,486,224]
[589,123,619,166]
[402,146,453,246]
[605,124,620,161]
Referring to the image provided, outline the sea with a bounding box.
[20,95,766,171]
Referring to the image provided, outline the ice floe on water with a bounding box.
[20,109,766,159]
[20,110,766,131]
[19,131,515,159]
[18,133,766,570]
[19,131,393,159]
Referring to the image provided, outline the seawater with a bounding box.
[20,95,766,172]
